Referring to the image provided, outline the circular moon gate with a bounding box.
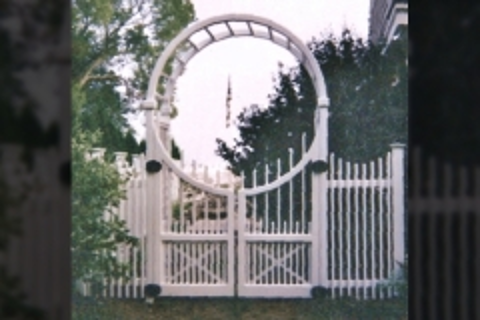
[140,14,332,294]
[141,14,330,174]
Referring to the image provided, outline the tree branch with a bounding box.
[82,73,143,103]
[83,74,119,82]
[77,55,109,88]
[76,9,138,89]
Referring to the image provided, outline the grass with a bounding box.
[72,295,407,320]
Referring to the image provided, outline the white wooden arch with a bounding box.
[141,14,330,187]
[144,14,329,106]
[141,14,331,297]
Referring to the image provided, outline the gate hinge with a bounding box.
[310,286,329,299]
[311,160,329,174]
[146,160,162,174]
[144,284,161,303]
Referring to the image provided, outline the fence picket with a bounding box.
[140,154,146,298]
[361,163,367,300]
[253,169,258,234]
[346,161,352,296]
[277,158,281,234]
[385,152,392,298]
[126,180,133,298]
[265,163,270,234]
[329,153,335,297]
[459,167,468,319]
[354,163,360,298]
[370,161,376,299]
[338,157,343,297]
[223,241,228,284]
[443,162,452,316]
[301,134,307,234]
[378,157,384,299]
[289,149,294,234]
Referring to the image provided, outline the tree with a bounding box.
[71,85,138,293]
[72,0,195,159]
[72,0,195,95]
[71,0,195,296]
[216,30,407,182]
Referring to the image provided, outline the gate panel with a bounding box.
[237,159,315,298]
[159,164,236,297]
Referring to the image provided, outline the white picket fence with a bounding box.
[80,149,242,298]
[79,143,406,300]
[325,147,404,299]
[409,147,480,319]
[236,144,404,299]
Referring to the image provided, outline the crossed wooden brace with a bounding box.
[168,243,226,284]
[249,244,307,284]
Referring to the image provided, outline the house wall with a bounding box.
[369,0,408,44]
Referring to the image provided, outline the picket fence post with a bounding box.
[157,110,171,287]
[390,143,406,279]
[141,99,161,287]
[312,102,329,288]
[318,105,330,288]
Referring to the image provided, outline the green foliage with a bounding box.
[72,0,196,98]
[375,256,408,318]
[72,0,195,157]
[382,256,408,301]
[72,86,138,290]
[171,138,182,160]
[172,201,181,221]
[171,200,192,221]
[71,0,195,297]
[216,30,407,177]
[74,78,145,162]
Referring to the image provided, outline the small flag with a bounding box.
[226,76,232,128]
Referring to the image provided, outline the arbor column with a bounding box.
[157,109,171,285]
[390,143,406,277]
[311,99,329,289]
[141,99,161,286]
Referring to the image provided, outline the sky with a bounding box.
[132,0,370,169]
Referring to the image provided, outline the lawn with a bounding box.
[72,295,407,320]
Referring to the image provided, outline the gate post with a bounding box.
[390,143,406,276]
[141,99,162,287]
[311,99,329,289]
[157,109,171,287]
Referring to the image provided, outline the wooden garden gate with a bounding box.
[140,14,330,298]
[145,135,323,298]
